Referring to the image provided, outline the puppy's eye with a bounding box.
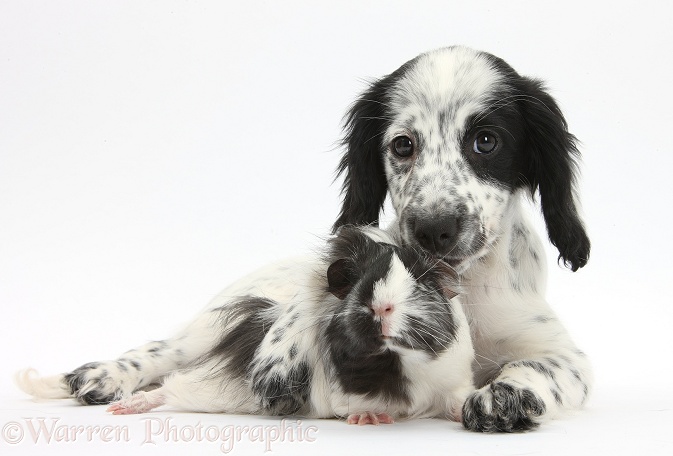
[391,136,414,158]
[473,132,498,154]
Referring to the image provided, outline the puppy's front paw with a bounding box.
[462,382,545,433]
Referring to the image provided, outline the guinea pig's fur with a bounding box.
[106,226,475,422]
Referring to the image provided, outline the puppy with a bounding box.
[332,46,592,432]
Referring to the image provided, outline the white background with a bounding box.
[1,1,672,455]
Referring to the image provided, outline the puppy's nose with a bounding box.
[413,214,459,256]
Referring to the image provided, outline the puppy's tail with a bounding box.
[14,368,71,400]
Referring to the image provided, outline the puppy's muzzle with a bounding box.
[412,213,461,257]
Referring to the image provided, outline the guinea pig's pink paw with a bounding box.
[106,391,164,415]
[346,412,394,425]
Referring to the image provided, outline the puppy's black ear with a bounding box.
[332,81,390,232]
[332,60,416,233]
[517,78,590,271]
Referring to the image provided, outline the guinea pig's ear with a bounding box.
[327,258,358,300]
[434,261,460,300]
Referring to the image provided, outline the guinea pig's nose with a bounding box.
[374,302,394,317]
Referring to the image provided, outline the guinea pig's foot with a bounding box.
[346,412,394,425]
[107,390,165,415]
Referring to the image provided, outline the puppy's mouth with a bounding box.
[403,216,494,273]
[400,209,489,268]
[441,236,496,273]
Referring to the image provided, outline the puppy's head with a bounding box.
[334,46,589,272]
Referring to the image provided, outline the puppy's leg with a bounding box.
[462,317,592,433]
[17,259,309,405]
[248,308,316,416]
[107,358,258,414]
[17,310,222,405]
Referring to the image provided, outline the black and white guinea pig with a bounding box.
[107,226,475,424]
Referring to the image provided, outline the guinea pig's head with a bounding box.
[324,226,460,358]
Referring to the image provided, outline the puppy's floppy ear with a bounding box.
[517,78,590,271]
[332,60,416,233]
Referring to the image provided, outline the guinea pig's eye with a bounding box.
[473,131,498,154]
[391,136,414,158]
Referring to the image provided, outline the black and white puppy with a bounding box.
[17,46,591,433]
[333,46,591,432]
[20,226,474,424]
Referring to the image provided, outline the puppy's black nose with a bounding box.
[413,214,459,256]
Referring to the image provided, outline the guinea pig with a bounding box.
[106,225,475,424]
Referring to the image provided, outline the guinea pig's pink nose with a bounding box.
[374,302,394,317]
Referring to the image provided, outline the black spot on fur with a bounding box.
[286,313,299,328]
[148,346,162,353]
[206,297,276,380]
[545,357,561,369]
[571,369,582,381]
[64,371,86,396]
[270,326,286,344]
[252,362,311,415]
[79,389,118,405]
[64,362,121,405]
[511,360,556,381]
[253,357,283,380]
